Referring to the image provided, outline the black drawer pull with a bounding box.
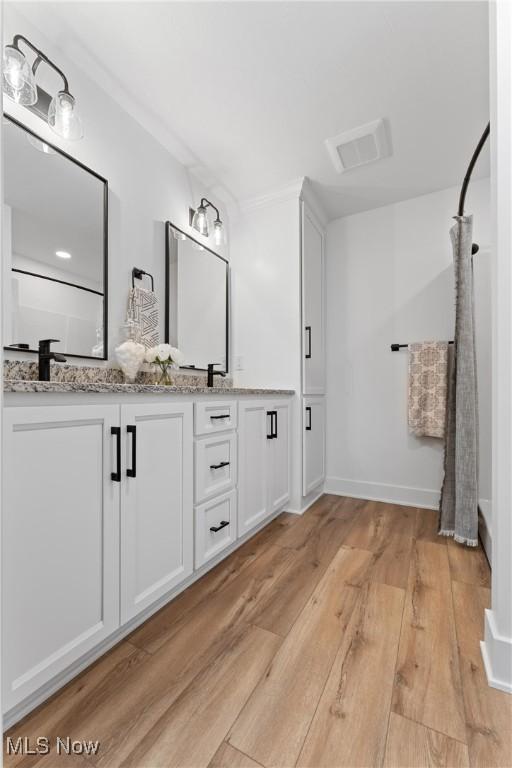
[210,461,230,470]
[210,520,230,533]
[210,414,230,420]
[305,406,312,431]
[127,424,137,477]
[111,426,121,482]
[305,326,312,359]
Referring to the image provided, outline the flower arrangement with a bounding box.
[145,343,185,386]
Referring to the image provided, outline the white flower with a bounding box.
[156,343,173,361]
[169,346,185,366]
[145,343,185,366]
[145,346,159,363]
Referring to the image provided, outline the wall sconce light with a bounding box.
[190,198,226,246]
[2,34,83,140]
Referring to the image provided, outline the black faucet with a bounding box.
[207,363,226,388]
[38,339,67,382]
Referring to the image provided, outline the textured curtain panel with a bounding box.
[439,215,479,546]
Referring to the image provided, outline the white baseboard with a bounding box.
[285,486,324,515]
[480,609,512,694]
[324,477,439,510]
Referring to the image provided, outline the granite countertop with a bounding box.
[2,361,294,396]
[3,379,294,396]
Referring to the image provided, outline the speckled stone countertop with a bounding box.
[3,362,294,396]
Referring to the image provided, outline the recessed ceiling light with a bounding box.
[55,250,71,259]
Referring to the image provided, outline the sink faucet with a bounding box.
[38,339,67,382]
[207,363,226,388]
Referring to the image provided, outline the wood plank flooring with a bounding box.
[4,495,510,768]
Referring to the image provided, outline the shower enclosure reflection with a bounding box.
[2,115,108,359]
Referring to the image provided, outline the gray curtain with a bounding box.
[439,215,479,546]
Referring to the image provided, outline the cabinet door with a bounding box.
[303,396,326,495]
[2,405,120,710]
[268,401,291,514]
[238,402,271,536]
[121,403,193,623]
[303,206,325,395]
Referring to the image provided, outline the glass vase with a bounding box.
[157,362,173,386]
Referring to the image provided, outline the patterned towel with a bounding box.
[127,287,159,348]
[408,341,449,438]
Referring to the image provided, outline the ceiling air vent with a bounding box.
[325,118,391,174]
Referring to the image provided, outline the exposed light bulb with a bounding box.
[55,250,71,259]
[191,205,209,237]
[48,91,83,140]
[2,45,37,105]
[213,219,225,246]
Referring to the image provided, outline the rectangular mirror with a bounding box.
[165,222,229,372]
[3,115,108,359]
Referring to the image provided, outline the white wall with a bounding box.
[325,178,491,511]
[3,5,228,365]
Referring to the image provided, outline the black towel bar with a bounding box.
[132,267,155,291]
[391,341,454,352]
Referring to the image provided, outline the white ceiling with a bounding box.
[18,1,490,219]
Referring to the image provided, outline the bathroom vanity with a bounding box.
[2,379,293,723]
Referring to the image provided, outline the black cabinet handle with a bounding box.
[273,411,278,439]
[210,520,230,533]
[210,461,230,470]
[111,426,121,482]
[266,410,276,439]
[210,414,230,420]
[305,326,312,359]
[306,406,312,431]
[127,424,137,477]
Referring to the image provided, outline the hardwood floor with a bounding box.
[5,496,511,768]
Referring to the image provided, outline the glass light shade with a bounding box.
[191,205,209,236]
[27,134,56,154]
[48,91,84,140]
[2,45,37,105]
[213,219,226,246]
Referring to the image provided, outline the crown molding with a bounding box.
[300,177,329,228]
[239,178,306,213]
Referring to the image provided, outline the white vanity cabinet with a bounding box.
[303,396,326,495]
[302,205,325,396]
[2,391,291,723]
[238,400,291,535]
[120,403,193,623]
[2,405,120,711]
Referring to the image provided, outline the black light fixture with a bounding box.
[190,198,226,245]
[2,34,83,140]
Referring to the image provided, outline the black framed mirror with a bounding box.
[165,222,229,372]
[3,114,108,360]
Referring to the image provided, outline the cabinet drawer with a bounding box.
[194,400,237,436]
[195,432,237,504]
[195,490,237,568]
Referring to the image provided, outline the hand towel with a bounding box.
[408,341,449,438]
[127,286,159,348]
